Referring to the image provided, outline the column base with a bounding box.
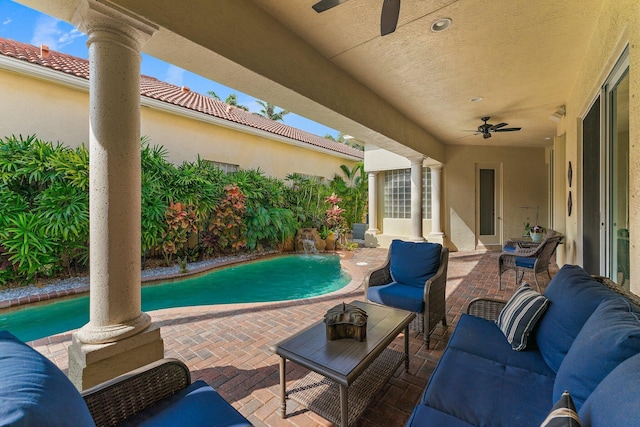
[68,323,164,391]
[428,232,445,245]
[409,236,426,242]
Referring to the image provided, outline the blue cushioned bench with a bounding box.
[0,330,252,427]
[406,265,640,426]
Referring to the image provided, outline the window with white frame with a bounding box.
[206,160,239,174]
[383,168,432,219]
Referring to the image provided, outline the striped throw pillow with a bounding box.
[496,282,549,351]
[540,390,583,427]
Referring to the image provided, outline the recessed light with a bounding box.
[469,97,483,103]
[431,18,452,32]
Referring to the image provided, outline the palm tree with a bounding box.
[207,91,249,111]
[255,100,289,122]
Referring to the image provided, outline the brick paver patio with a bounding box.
[31,248,557,426]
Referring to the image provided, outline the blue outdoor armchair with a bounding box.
[364,240,449,349]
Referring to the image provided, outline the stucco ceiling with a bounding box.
[17,0,605,157]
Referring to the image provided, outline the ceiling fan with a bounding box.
[312,0,401,36]
[475,116,522,139]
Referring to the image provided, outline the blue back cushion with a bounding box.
[579,352,640,426]
[389,240,442,289]
[535,265,617,372]
[553,297,640,410]
[0,330,96,427]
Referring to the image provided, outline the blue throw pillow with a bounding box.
[553,298,640,410]
[0,330,96,427]
[536,265,618,372]
[389,240,441,289]
[496,283,549,351]
[578,352,640,425]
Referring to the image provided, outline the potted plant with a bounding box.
[530,225,545,243]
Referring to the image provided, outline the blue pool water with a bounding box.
[0,254,349,343]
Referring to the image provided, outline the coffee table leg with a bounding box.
[339,384,348,427]
[404,325,410,372]
[279,357,287,418]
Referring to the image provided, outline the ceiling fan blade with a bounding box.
[312,0,349,13]
[494,127,522,132]
[490,122,508,130]
[381,0,400,35]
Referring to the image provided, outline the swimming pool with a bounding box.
[0,254,350,343]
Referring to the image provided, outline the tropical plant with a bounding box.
[204,184,247,254]
[0,213,58,282]
[207,91,249,111]
[161,201,198,266]
[35,181,89,275]
[330,162,367,227]
[255,100,289,122]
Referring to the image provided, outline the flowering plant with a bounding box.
[530,225,545,234]
[325,193,345,231]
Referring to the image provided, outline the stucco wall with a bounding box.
[0,71,90,146]
[0,67,359,180]
[557,0,639,293]
[444,145,548,252]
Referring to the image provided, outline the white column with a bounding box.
[409,156,425,241]
[428,165,445,244]
[69,0,162,390]
[367,171,379,233]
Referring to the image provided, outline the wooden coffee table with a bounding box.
[271,300,415,427]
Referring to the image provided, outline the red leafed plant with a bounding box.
[161,201,198,266]
[203,185,247,254]
[324,193,346,240]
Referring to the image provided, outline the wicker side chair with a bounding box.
[365,241,449,349]
[82,358,252,427]
[498,234,563,292]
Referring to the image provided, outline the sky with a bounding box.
[0,0,340,139]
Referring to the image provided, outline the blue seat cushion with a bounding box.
[449,314,555,377]
[367,282,424,313]
[119,380,251,427]
[389,240,442,289]
[553,297,640,410]
[536,265,619,372]
[421,347,554,426]
[515,257,536,269]
[579,352,640,426]
[406,403,475,427]
[0,330,96,427]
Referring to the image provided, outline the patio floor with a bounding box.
[31,248,557,426]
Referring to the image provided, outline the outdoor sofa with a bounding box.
[406,264,640,426]
[0,330,252,427]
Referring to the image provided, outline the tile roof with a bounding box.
[0,37,363,160]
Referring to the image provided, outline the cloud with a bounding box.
[30,16,83,50]
[164,65,185,86]
[2,18,11,25]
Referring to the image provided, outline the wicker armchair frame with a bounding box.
[498,234,563,292]
[364,247,449,349]
[468,274,639,322]
[81,358,191,427]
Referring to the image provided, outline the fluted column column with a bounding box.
[68,0,162,390]
[409,156,425,241]
[428,165,445,244]
[367,171,379,233]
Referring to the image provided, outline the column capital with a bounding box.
[407,155,425,165]
[428,163,443,171]
[73,0,159,51]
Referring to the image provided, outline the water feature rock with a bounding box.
[295,228,326,253]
